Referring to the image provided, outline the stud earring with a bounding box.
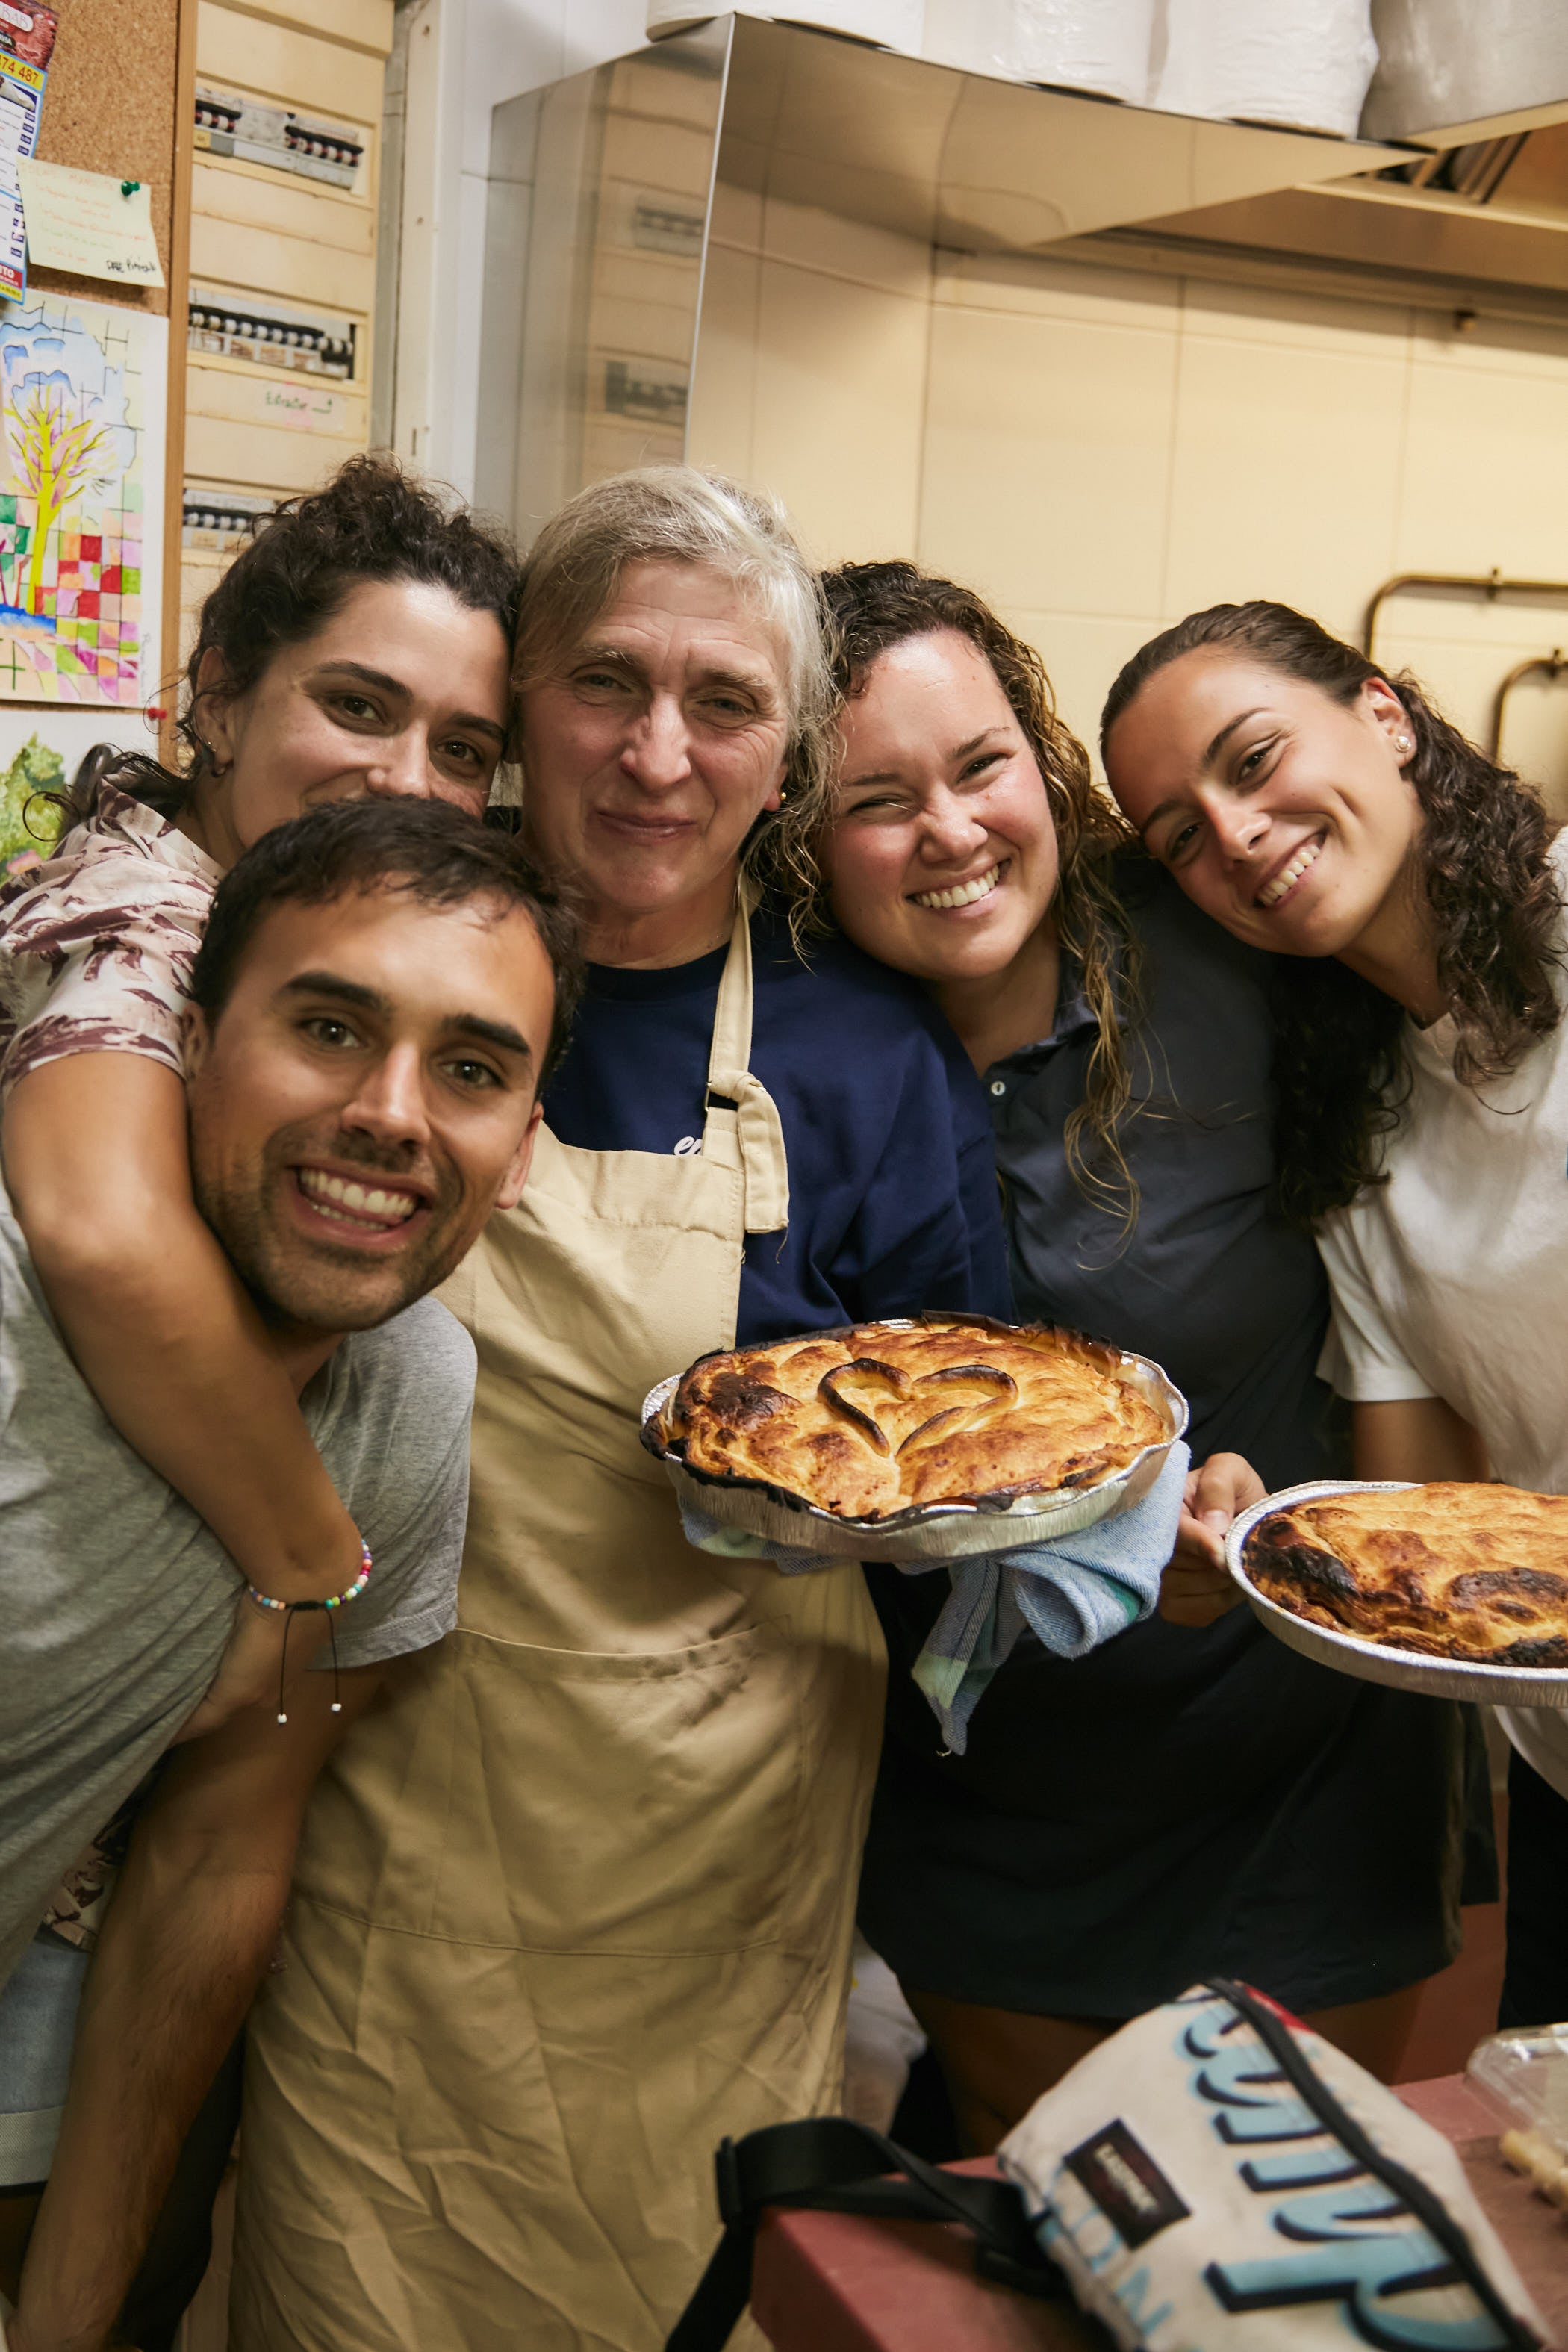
[1396,735,1413,756]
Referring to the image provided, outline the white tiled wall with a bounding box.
[690,205,1568,806]
[690,196,936,565]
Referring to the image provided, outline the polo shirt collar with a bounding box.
[986,953,1099,1077]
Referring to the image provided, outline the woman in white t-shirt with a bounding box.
[1099,597,1568,2029]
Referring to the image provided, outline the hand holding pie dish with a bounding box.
[641,1313,1187,1564]
[1225,1478,1568,1705]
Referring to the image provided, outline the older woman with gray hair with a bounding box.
[231,468,1008,2352]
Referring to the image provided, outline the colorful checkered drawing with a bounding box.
[0,294,149,705]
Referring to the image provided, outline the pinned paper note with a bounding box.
[16,159,164,287]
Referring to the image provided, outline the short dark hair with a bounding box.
[188,798,582,1082]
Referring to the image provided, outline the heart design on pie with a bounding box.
[816,1358,910,1456]
[897,1364,1019,1456]
[817,1359,1018,1458]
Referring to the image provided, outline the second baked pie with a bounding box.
[1245,1483,1568,1668]
[656,1314,1169,1522]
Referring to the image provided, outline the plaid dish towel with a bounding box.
[676,1440,1189,1753]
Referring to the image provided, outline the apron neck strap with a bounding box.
[703,890,790,1238]
[706,891,757,1094]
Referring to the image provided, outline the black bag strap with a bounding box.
[1209,1982,1542,2352]
[667,1988,1543,2352]
[664,2114,1060,2352]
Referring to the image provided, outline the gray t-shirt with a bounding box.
[0,1188,475,1991]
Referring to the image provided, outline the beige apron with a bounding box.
[231,904,886,2352]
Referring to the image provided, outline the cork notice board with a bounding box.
[11,0,193,715]
[32,0,181,319]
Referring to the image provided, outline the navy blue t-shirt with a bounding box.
[543,909,1010,1345]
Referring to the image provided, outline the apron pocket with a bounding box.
[429,1623,808,1956]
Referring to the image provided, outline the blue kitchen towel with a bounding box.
[676,1440,1189,1754]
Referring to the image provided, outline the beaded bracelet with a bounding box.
[247,1537,373,1615]
[246,1539,373,1723]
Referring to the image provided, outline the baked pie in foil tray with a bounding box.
[641,1312,1187,1564]
[1226,1478,1568,1706]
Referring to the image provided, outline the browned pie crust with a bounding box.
[1245,1483,1568,1667]
[656,1316,1168,1522]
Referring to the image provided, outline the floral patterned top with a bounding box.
[0,776,220,1095]
[0,776,220,1947]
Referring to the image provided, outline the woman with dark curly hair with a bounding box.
[1102,598,1567,2028]
[816,561,1468,2150]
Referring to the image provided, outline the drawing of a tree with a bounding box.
[2,381,116,616]
[0,306,137,635]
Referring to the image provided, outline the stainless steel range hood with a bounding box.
[707,16,1407,252]
[477,12,1407,538]
[1094,119,1568,315]
[1096,0,1568,309]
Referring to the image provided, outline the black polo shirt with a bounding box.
[986,856,1330,1484]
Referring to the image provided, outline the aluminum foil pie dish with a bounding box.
[641,1313,1188,1564]
[1225,1480,1568,1708]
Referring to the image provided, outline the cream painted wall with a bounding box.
[689,198,1568,807]
[691,188,937,561]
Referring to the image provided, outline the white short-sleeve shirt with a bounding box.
[1316,834,1568,1799]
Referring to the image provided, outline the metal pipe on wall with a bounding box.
[1363,567,1568,662]
[1490,649,1568,761]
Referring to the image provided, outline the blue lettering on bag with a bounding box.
[1179,2009,1324,2144]
[1189,2044,1322,2143]
[1112,2262,1176,2337]
[1274,2181,1410,2236]
[1175,1999,1513,2351]
[1207,2233,1505,2350]
[1242,2148,1366,2191]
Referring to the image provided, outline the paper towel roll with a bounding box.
[647,3,718,31]
[924,0,1153,105]
[794,0,924,44]
[1152,0,1378,137]
[650,1,924,49]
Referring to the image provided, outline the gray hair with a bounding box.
[514,466,833,922]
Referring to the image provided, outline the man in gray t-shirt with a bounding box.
[0,1222,476,2003]
[3,799,575,2352]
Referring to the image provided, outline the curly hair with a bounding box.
[1101,600,1564,1224]
[513,467,833,936]
[818,559,1141,1220]
[53,455,521,832]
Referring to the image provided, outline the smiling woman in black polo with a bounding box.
[815,559,1477,2153]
